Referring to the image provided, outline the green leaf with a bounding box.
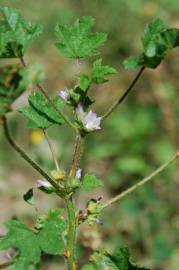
[76,74,91,91]
[55,16,107,58]
[23,188,34,205]
[91,58,117,84]
[123,18,179,69]
[141,18,165,55]
[0,220,41,270]
[0,210,66,269]
[123,56,141,69]
[38,209,66,255]
[29,92,65,125]
[19,105,53,129]
[19,64,45,90]
[0,7,42,58]
[0,65,26,118]
[19,91,65,129]
[82,174,103,192]
[81,247,149,270]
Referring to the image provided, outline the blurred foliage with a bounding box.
[0,1,179,270]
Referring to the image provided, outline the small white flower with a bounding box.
[59,90,70,101]
[76,104,101,131]
[76,103,86,118]
[36,179,52,188]
[76,168,82,179]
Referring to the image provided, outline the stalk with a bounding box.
[102,67,145,120]
[101,152,179,210]
[2,116,58,189]
[65,198,77,270]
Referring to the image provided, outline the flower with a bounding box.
[76,104,101,131]
[59,90,70,101]
[36,179,52,188]
[76,168,82,179]
[30,130,44,144]
[76,103,86,118]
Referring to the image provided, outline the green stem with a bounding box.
[2,116,58,189]
[42,128,60,171]
[19,56,77,132]
[102,67,145,120]
[65,198,77,270]
[101,152,179,210]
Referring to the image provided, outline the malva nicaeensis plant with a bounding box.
[0,7,179,270]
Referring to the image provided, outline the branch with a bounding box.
[19,56,77,132]
[42,129,60,171]
[102,67,145,120]
[2,116,59,189]
[101,152,179,210]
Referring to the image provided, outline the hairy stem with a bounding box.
[19,56,77,132]
[101,152,179,210]
[2,116,58,189]
[68,133,84,178]
[42,129,60,171]
[102,67,145,120]
[65,198,77,270]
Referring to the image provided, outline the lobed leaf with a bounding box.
[0,209,66,269]
[0,7,42,58]
[123,18,179,69]
[0,220,41,270]
[91,58,117,84]
[38,209,66,255]
[82,174,104,192]
[81,247,149,270]
[55,16,107,58]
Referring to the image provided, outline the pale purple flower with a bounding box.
[76,168,82,179]
[76,104,101,131]
[36,179,52,188]
[76,103,86,118]
[59,90,70,101]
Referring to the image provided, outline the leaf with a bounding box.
[81,247,149,270]
[76,74,91,91]
[123,56,141,69]
[19,105,54,129]
[91,58,117,84]
[19,64,45,90]
[29,91,65,125]
[0,7,42,58]
[0,209,66,269]
[0,220,41,270]
[38,209,66,255]
[55,16,107,58]
[82,174,103,192]
[0,65,26,119]
[23,188,34,205]
[19,91,65,129]
[123,18,179,69]
[141,18,165,56]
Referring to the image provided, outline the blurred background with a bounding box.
[0,0,179,269]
